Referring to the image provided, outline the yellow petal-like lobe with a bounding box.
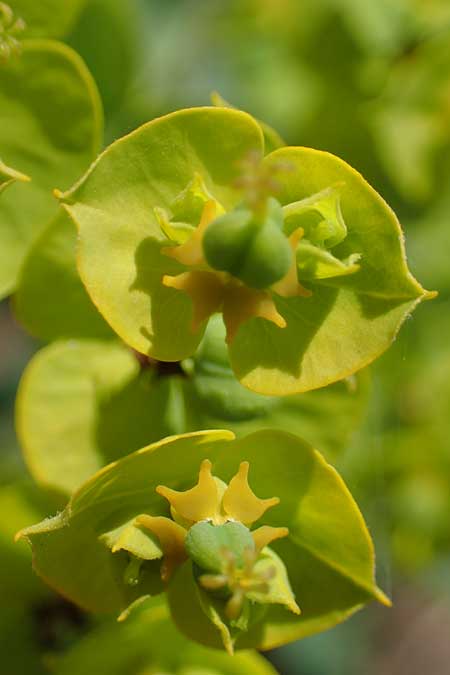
[136,515,187,582]
[271,227,312,298]
[251,526,289,554]
[162,271,225,332]
[162,199,217,266]
[222,461,280,525]
[222,284,286,344]
[156,459,222,524]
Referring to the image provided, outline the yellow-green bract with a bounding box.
[57,106,432,395]
[17,429,390,653]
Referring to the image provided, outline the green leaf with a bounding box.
[228,146,432,395]
[16,326,368,497]
[59,106,264,361]
[55,601,278,675]
[10,0,87,39]
[18,429,389,650]
[67,0,141,133]
[0,38,102,298]
[16,339,188,496]
[186,314,370,459]
[14,210,113,341]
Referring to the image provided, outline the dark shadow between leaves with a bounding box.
[231,285,339,381]
[94,371,177,465]
[356,293,414,321]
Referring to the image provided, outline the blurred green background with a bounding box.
[1,0,450,673]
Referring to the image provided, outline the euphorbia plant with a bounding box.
[17,429,390,654]
[56,106,432,395]
[3,3,436,667]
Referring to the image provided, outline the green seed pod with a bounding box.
[203,200,292,289]
[203,208,254,273]
[185,521,255,574]
[238,222,292,289]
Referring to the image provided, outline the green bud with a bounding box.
[203,199,292,289]
[185,521,254,574]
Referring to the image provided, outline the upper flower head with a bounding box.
[58,106,432,395]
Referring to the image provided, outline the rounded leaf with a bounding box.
[229,147,431,394]
[59,107,264,361]
[16,339,186,495]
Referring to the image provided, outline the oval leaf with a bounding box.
[59,107,264,361]
[16,339,187,496]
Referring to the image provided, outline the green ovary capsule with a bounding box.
[203,203,292,290]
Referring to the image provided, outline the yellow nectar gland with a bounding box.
[137,460,288,582]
